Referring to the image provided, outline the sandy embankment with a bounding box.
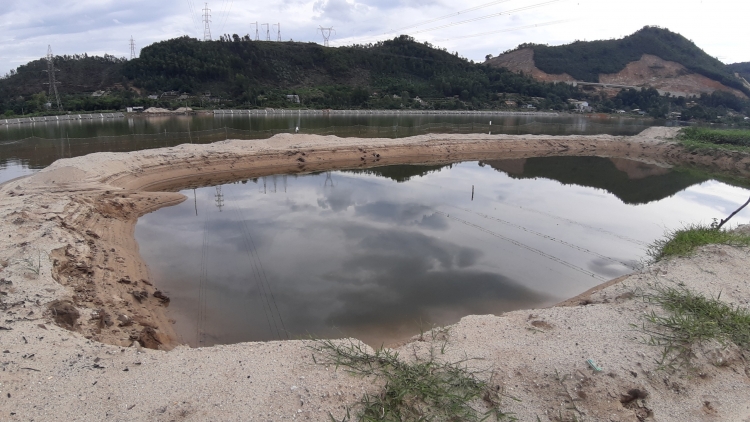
[1,127,750,420]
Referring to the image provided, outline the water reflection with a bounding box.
[1,114,662,184]
[135,157,750,347]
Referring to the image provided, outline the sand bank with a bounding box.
[1,128,750,420]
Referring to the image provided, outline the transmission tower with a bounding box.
[42,45,62,111]
[202,3,212,41]
[262,23,270,41]
[251,22,259,41]
[273,23,281,42]
[215,186,224,211]
[129,36,136,59]
[318,26,335,47]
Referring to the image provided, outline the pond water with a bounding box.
[1,113,665,184]
[134,157,750,347]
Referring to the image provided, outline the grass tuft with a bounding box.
[311,339,516,421]
[636,284,750,370]
[646,223,750,262]
[677,126,750,153]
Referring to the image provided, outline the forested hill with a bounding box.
[514,26,749,96]
[0,35,580,113]
[0,54,125,97]
[727,62,750,82]
[121,35,577,105]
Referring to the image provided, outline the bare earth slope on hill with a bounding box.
[489,48,748,98]
[1,129,750,420]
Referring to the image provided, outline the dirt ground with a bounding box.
[1,127,749,420]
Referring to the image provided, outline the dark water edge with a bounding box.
[0,114,664,184]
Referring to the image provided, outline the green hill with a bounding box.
[0,35,580,116]
[518,26,749,96]
[727,62,750,82]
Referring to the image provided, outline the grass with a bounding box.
[637,283,750,370]
[646,223,750,262]
[310,338,516,421]
[677,126,750,153]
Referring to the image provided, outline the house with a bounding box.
[286,94,300,103]
[668,111,682,119]
[523,104,536,109]
[91,90,106,97]
[147,95,158,100]
[615,110,626,114]
[504,100,517,107]
[569,100,592,112]
[414,96,425,104]
[126,106,144,113]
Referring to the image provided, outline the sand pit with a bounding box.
[1,128,750,420]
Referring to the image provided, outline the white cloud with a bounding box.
[1,0,748,76]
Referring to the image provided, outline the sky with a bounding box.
[1,0,749,76]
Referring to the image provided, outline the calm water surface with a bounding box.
[134,157,750,347]
[1,114,664,184]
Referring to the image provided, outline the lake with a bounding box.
[134,157,750,347]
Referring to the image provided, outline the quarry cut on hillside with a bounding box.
[488,48,748,99]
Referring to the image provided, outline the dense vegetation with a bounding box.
[677,126,750,151]
[727,62,750,81]
[517,26,750,96]
[121,35,581,109]
[0,35,581,116]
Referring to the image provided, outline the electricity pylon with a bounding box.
[129,36,136,59]
[262,23,270,41]
[318,26,335,47]
[215,186,224,211]
[202,3,212,41]
[273,23,281,41]
[42,45,62,111]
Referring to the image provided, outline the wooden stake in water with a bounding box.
[471,185,474,201]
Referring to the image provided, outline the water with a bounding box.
[134,157,750,347]
[1,113,664,184]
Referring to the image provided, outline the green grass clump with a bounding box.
[678,126,750,153]
[646,224,750,262]
[311,339,515,421]
[639,284,750,369]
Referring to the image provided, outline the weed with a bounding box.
[677,126,750,153]
[646,223,750,262]
[311,339,517,421]
[635,283,750,370]
[17,249,45,276]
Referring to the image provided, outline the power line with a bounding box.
[186,0,201,35]
[389,0,514,34]
[218,0,234,35]
[433,18,575,41]
[410,0,565,35]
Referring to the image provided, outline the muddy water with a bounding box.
[134,157,750,347]
[0,114,665,184]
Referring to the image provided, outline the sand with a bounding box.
[1,127,749,420]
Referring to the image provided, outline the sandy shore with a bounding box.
[1,128,750,420]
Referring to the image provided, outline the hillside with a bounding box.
[488,26,749,99]
[0,35,579,115]
[727,62,750,90]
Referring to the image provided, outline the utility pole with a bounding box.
[273,23,281,42]
[214,186,224,211]
[129,36,136,59]
[42,45,62,111]
[318,26,335,47]
[262,23,270,41]
[202,2,212,41]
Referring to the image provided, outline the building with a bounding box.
[286,95,300,103]
[504,100,517,107]
[126,106,144,113]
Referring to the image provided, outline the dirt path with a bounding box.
[1,128,749,420]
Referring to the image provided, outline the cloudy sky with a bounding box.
[1,0,748,76]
